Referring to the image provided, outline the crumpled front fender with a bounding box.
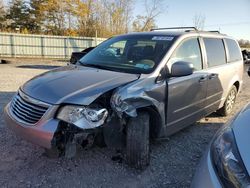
[111,77,166,125]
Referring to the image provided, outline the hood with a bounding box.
[21,65,139,105]
[232,103,250,175]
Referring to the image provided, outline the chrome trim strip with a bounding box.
[19,90,51,108]
[9,100,36,126]
[14,95,46,113]
[12,98,44,117]
[11,102,40,122]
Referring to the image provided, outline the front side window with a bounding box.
[225,38,242,62]
[79,35,176,74]
[168,38,202,71]
[204,38,226,67]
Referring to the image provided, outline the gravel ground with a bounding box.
[0,59,250,188]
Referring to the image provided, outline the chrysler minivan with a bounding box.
[4,27,243,169]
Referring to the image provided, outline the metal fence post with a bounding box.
[64,38,68,59]
[10,34,15,58]
[95,30,97,46]
[41,36,44,58]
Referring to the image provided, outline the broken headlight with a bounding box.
[57,105,108,125]
[211,126,250,188]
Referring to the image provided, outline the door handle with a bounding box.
[209,73,218,79]
[199,76,207,83]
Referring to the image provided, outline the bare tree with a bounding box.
[102,0,133,35]
[133,0,166,32]
[193,13,206,30]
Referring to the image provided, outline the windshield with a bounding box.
[79,34,176,74]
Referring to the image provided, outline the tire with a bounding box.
[44,147,61,158]
[217,85,237,116]
[94,132,106,148]
[125,112,150,169]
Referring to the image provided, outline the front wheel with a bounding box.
[44,147,62,158]
[217,85,237,116]
[125,112,150,169]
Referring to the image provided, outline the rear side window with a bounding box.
[204,38,226,67]
[225,39,242,62]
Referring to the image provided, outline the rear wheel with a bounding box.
[217,85,237,116]
[125,112,150,169]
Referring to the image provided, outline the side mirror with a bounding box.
[155,67,168,83]
[171,61,193,77]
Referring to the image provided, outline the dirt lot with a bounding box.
[0,60,250,188]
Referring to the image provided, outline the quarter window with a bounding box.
[204,38,226,67]
[225,39,242,62]
[169,38,202,71]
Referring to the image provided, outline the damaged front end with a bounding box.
[5,75,166,160]
[50,98,112,157]
[49,90,128,158]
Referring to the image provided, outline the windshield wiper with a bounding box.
[81,63,117,71]
[81,63,142,74]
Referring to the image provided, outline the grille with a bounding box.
[10,92,50,125]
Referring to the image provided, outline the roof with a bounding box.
[121,27,229,38]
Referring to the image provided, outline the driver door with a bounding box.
[166,37,209,134]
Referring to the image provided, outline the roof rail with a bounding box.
[208,30,220,33]
[150,27,198,32]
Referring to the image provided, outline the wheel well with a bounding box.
[233,81,240,92]
[137,106,163,139]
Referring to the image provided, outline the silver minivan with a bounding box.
[4,27,243,169]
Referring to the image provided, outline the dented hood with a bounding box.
[21,65,139,105]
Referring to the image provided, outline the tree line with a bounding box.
[0,0,164,37]
[239,39,250,49]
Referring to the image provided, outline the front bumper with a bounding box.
[191,149,222,188]
[4,103,60,149]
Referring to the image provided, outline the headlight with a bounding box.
[211,126,250,187]
[57,105,108,128]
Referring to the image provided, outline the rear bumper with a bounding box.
[191,148,222,188]
[4,103,59,149]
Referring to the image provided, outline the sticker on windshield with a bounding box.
[152,36,174,41]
